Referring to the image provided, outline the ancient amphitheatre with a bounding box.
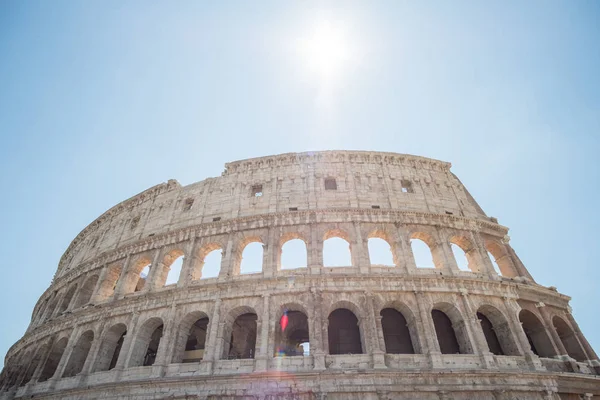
[0,150,598,399]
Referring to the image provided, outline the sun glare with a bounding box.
[299,20,351,80]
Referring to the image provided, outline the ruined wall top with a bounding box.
[55,151,488,278]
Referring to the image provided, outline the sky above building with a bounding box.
[0,1,599,370]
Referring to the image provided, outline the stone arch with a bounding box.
[409,231,438,269]
[476,304,520,356]
[128,317,164,367]
[485,239,519,278]
[95,263,123,302]
[192,242,224,280]
[21,344,48,385]
[39,336,69,382]
[380,307,415,354]
[73,274,99,309]
[519,309,556,358]
[172,311,210,364]
[274,302,310,356]
[279,233,308,270]
[43,292,61,322]
[323,228,353,267]
[431,302,473,354]
[449,235,479,272]
[158,248,185,287]
[222,306,258,359]
[57,284,78,314]
[327,305,364,355]
[62,330,94,377]
[235,236,265,275]
[93,323,128,372]
[367,228,398,266]
[118,255,154,295]
[553,315,587,362]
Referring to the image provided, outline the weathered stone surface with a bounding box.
[0,151,598,399]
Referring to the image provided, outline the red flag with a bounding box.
[280,311,289,332]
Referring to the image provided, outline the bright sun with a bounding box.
[299,20,351,80]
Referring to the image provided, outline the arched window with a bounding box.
[127,318,164,367]
[451,244,470,271]
[95,264,122,302]
[431,305,473,355]
[410,238,435,268]
[432,310,460,354]
[368,238,395,266]
[39,338,68,382]
[280,239,308,270]
[323,237,352,267]
[172,313,210,364]
[73,275,99,309]
[487,252,503,276]
[163,250,184,286]
[380,308,414,354]
[239,242,264,274]
[57,285,77,314]
[553,316,587,362]
[43,294,60,322]
[476,306,520,356]
[93,323,127,372]
[328,309,363,355]
[224,312,258,359]
[62,330,94,377]
[274,309,309,356]
[201,248,222,278]
[135,264,151,292]
[519,310,556,358]
[21,347,46,384]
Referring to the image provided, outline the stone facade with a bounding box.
[0,150,598,400]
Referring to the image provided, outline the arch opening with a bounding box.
[328,308,363,355]
[553,316,587,362]
[368,238,395,267]
[410,238,435,268]
[39,338,68,382]
[135,264,151,292]
[182,317,209,363]
[127,318,164,367]
[476,306,520,356]
[280,239,308,270]
[73,275,98,309]
[164,255,184,286]
[519,309,556,358]
[477,312,504,355]
[487,252,503,276]
[94,323,127,372]
[201,248,222,278]
[432,310,461,354]
[62,330,94,378]
[225,312,258,359]
[380,308,414,354]
[323,237,352,267]
[239,242,264,274]
[274,310,309,356]
[451,243,470,271]
[57,285,77,314]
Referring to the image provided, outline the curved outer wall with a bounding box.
[0,151,598,400]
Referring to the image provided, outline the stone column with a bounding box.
[262,229,276,278]
[414,291,442,368]
[365,292,386,369]
[89,265,109,304]
[178,238,198,286]
[431,239,457,275]
[397,226,417,273]
[113,312,141,375]
[255,294,270,371]
[113,255,132,299]
[502,298,544,371]
[50,327,81,387]
[458,290,496,369]
[80,323,107,379]
[218,236,235,281]
[469,232,498,278]
[353,222,370,273]
[150,305,177,377]
[144,249,165,292]
[310,289,326,370]
[200,298,222,375]
[535,303,566,357]
[308,224,322,275]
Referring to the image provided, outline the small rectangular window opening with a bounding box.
[445,211,453,215]
[371,205,380,209]
[324,178,337,190]
[213,217,221,222]
[183,198,194,211]
[251,184,263,197]
[401,180,413,193]
[289,207,298,211]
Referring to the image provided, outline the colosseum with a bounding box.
[0,150,598,400]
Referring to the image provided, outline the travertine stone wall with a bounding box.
[0,151,598,400]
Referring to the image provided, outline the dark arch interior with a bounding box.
[143,325,164,366]
[328,308,363,355]
[380,308,414,354]
[477,312,504,355]
[274,310,309,356]
[519,310,556,358]
[227,313,257,359]
[183,317,209,363]
[432,310,460,354]
[553,317,587,362]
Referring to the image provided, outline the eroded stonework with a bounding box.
[0,151,598,400]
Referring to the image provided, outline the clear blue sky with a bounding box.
[1,1,599,369]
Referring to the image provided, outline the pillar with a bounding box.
[535,303,567,357]
[459,290,496,369]
[308,225,322,275]
[218,236,235,281]
[262,229,276,278]
[178,238,198,286]
[200,298,222,375]
[255,294,270,371]
[365,292,386,369]
[89,265,109,304]
[310,289,326,370]
[414,291,442,369]
[353,222,370,273]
